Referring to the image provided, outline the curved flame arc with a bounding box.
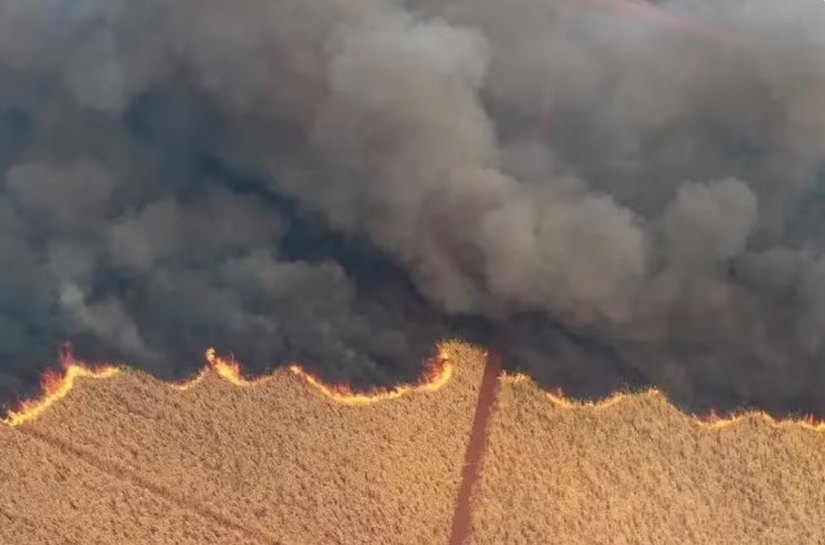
[1,344,121,427]
[205,348,255,387]
[168,349,250,391]
[288,350,454,406]
[501,372,825,432]
[2,345,454,426]
[168,367,210,392]
[7,347,820,432]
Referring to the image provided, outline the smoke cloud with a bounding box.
[1,0,824,416]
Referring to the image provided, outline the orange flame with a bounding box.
[168,349,257,391]
[168,366,210,392]
[289,349,453,406]
[1,343,120,427]
[206,348,255,387]
[502,373,825,432]
[2,344,454,425]
[700,408,825,432]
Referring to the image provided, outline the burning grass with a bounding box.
[2,342,824,544]
[0,341,485,545]
[2,345,455,425]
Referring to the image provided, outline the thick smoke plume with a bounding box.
[1,0,824,416]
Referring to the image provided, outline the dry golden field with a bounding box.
[2,341,825,545]
[0,342,485,545]
[470,375,825,545]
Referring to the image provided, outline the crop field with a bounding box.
[2,342,824,545]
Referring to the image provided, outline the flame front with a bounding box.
[205,348,254,387]
[2,345,120,427]
[700,408,825,432]
[6,346,821,431]
[2,345,454,425]
[501,373,825,432]
[289,351,453,406]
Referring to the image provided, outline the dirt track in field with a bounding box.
[471,377,825,545]
[2,341,824,545]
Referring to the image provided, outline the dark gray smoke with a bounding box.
[1,0,824,417]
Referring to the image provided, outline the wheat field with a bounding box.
[2,342,824,544]
[471,376,825,545]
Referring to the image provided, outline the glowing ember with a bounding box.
[289,349,453,406]
[2,344,120,427]
[501,373,825,432]
[546,384,659,412]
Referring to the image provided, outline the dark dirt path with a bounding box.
[448,338,504,545]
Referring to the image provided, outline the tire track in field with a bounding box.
[0,503,81,545]
[16,426,284,545]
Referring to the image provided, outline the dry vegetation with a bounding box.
[471,377,825,545]
[0,341,485,545]
[2,342,825,545]
[0,418,263,544]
